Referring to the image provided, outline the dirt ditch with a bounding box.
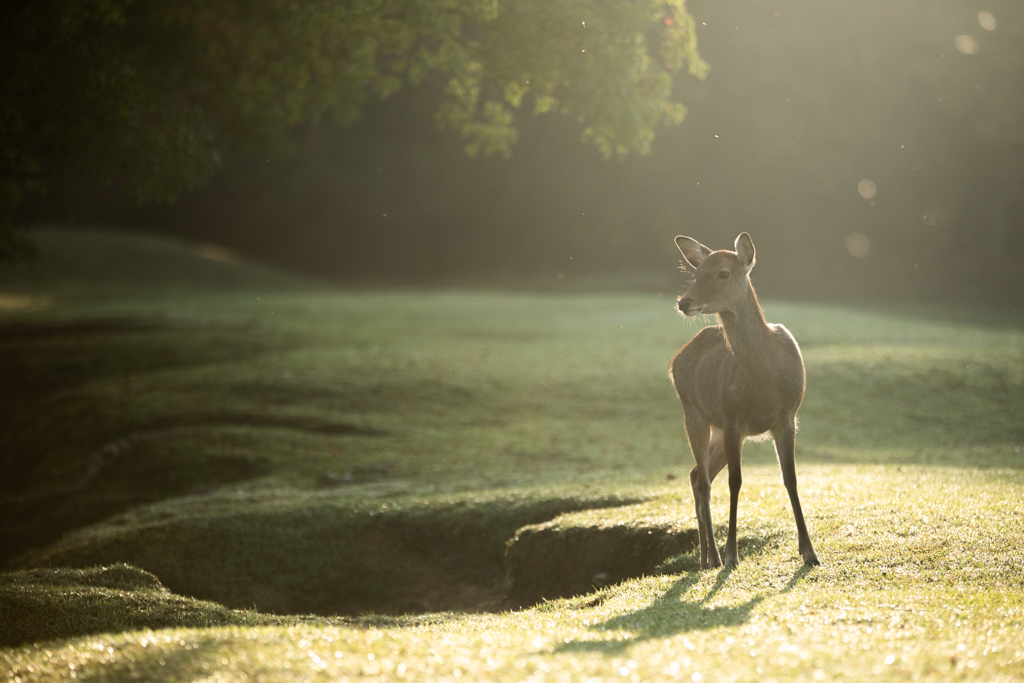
[504,523,699,609]
[18,496,698,615]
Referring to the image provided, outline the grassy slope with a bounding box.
[2,226,1024,680]
[0,565,304,648]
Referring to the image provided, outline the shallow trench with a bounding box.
[504,522,699,609]
[23,497,699,616]
[332,515,701,614]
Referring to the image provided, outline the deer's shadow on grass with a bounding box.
[556,534,813,655]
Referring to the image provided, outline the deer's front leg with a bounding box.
[689,466,721,569]
[685,412,721,569]
[688,466,712,568]
[722,428,743,567]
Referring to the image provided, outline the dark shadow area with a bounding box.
[0,318,265,413]
[0,318,277,486]
[12,495,703,618]
[0,453,272,570]
[0,317,294,566]
[504,524,700,609]
[0,415,382,567]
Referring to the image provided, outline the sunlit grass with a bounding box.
[2,227,1023,681]
[8,290,1021,500]
[4,466,1023,681]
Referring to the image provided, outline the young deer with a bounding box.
[669,233,819,569]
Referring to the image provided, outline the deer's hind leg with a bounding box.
[685,410,723,569]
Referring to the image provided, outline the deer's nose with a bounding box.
[678,297,691,313]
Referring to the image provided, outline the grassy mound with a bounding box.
[0,225,304,299]
[0,564,296,647]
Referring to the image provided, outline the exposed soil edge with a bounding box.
[504,524,699,608]
[15,494,658,617]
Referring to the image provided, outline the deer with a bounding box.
[669,232,819,569]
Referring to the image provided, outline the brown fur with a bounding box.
[670,233,819,568]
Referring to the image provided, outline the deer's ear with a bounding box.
[734,233,755,274]
[675,236,711,269]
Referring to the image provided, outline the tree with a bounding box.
[0,0,707,258]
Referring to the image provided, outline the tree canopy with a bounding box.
[0,0,707,255]
[56,0,1020,306]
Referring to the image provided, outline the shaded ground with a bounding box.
[14,491,701,618]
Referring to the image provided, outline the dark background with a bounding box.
[20,0,1024,304]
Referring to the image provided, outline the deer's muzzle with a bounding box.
[678,297,705,316]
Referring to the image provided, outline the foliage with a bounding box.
[71,0,1024,308]
[440,0,708,159]
[0,0,707,253]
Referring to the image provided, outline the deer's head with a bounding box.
[675,233,756,316]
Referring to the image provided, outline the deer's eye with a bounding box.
[718,270,731,280]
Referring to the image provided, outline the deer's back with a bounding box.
[669,324,805,437]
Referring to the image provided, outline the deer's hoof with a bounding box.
[803,551,821,567]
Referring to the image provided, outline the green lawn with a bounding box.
[2,226,1023,681]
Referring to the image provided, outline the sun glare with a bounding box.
[954,35,979,55]
[846,232,871,258]
[857,179,877,199]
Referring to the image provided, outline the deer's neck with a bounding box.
[717,284,779,386]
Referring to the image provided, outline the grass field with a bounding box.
[2,226,1023,681]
